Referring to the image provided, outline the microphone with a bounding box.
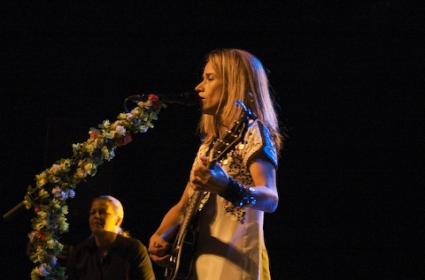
[159,91,199,106]
[124,91,198,112]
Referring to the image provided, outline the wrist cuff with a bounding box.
[221,177,256,207]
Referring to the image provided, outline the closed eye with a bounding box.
[204,73,215,81]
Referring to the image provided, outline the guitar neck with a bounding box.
[178,190,204,237]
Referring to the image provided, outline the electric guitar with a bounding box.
[165,100,256,280]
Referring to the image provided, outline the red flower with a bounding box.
[148,93,159,102]
[148,93,161,109]
[116,133,133,146]
[89,130,98,139]
[38,231,46,241]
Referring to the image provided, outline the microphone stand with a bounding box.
[3,92,198,221]
[2,201,26,221]
[2,188,39,221]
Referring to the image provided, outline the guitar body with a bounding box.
[165,191,204,280]
[165,207,199,279]
[164,101,256,280]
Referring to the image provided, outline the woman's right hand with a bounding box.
[148,233,171,267]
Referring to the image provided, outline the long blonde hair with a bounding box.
[198,49,283,152]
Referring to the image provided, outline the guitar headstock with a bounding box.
[210,100,257,164]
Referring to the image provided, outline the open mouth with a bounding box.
[91,221,103,228]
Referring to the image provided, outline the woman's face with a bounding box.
[195,61,223,115]
[89,199,120,234]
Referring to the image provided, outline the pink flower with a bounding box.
[38,264,50,277]
[52,187,62,198]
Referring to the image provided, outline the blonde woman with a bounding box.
[149,49,282,280]
[67,195,155,280]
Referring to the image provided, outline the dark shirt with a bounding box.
[67,235,155,280]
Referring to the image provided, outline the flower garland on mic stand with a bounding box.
[24,94,164,280]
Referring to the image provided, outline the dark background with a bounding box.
[0,1,422,279]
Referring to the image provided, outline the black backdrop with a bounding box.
[0,2,422,279]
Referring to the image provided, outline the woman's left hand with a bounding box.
[191,156,229,194]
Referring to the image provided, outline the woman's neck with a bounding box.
[215,119,231,138]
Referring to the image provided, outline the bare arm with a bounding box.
[192,155,279,213]
[247,157,279,213]
[148,183,191,265]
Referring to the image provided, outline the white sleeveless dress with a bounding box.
[189,120,278,280]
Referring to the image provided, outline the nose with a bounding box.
[91,211,100,218]
[195,81,203,93]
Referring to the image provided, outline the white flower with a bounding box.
[36,174,48,188]
[58,216,69,232]
[31,267,40,280]
[36,210,48,219]
[47,239,56,249]
[102,120,111,128]
[117,113,127,120]
[139,125,148,133]
[115,125,126,136]
[103,131,115,139]
[101,146,110,159]
[109,149,116,160]
[28,231,37,242]
[62,205,69,215]
[126,112,134,120]
[34,220,48,230]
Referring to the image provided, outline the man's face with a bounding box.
[89,199,120,234]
